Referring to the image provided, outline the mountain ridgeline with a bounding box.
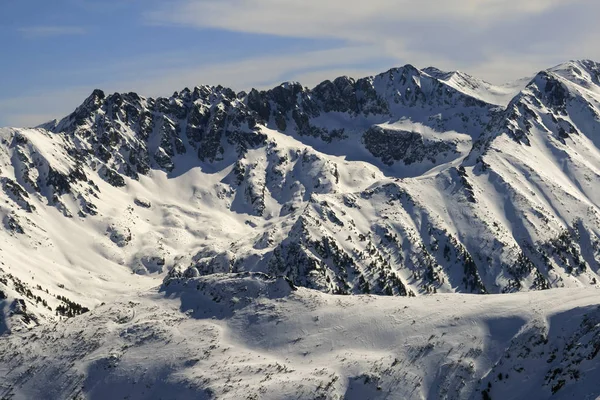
[2,59,600,314]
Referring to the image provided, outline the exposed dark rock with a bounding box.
[134,197,151,208]
[99,166,126,187]
[363,126,457,166]
[4,213,24,234]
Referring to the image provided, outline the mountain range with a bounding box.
[1,59,600,399]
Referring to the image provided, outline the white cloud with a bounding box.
[144,0,600,84]
[146,0,584,40]
[18,26,86,38]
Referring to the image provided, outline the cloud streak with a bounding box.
[146,0,584,40]
[145,0,600,84]
[18,26,86,38]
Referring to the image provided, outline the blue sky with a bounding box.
[1,0,598,127]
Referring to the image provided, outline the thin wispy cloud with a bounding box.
[18,26,87,38]
[145,0,584,40]
[145,0,600,84]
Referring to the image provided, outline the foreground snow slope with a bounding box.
[1,273,599,399]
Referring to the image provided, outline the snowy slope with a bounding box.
[422,66,530,107]
[1,60,600,399]
[1,274,599,399]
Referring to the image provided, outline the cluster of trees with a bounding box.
[55,295,89,317]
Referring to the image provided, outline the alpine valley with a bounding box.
[1,60,600,399]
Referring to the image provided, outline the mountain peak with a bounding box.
[379,64,421,79]
[548,59,600,73]
[422,66,526,106]
[545,59,600,91]
[421,66,454,80]
[85,89,106,105]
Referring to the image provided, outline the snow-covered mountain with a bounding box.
[1,60,600,399]
[2,273,599,399]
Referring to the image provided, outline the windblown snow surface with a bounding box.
[1,60,600,399]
